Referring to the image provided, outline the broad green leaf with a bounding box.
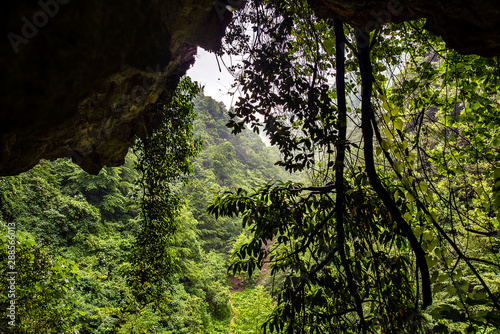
[385,127,394,140]
[390,106,400,117]
[394,118,403,131]
[419,181,428,192]
[405,191,415,202]
[393,162,403,174]
[446,286,457,295]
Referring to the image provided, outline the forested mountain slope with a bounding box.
[0,93,289,333]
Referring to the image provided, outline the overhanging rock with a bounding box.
[0,0,232,175]
[308,0,500,56]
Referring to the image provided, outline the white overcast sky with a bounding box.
[186,47,241,110]
[186,47,272,145]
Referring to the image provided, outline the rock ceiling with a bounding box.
[308,0,500,56]
[1,0,498,175]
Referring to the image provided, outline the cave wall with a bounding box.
[307,0,500,57]
[1,0,499,176]
[0,0,231,175]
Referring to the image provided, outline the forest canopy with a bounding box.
[0,90,288,333]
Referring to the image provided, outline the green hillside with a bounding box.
[0,93,289,333]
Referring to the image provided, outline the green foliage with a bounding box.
[0,163,101,247]
[187,94,296,253]
[230,287,274,334]
[210,178,427,333]
[211,0,500,332]
[0,223,81,333]
[0,83,283,333]
[129,76,203,306]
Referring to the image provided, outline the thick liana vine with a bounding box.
[129,76,203,307]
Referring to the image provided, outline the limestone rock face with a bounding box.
[2,0,500,176]
[1,0,231,175]
[307,0,500,56]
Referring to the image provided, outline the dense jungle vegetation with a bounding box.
[2,0,500,333]
[0,91,292,333]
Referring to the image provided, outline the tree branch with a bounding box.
[356,31,432,309]
[335,19,367,333]
[286,184,336,194]
[464,228,497,237]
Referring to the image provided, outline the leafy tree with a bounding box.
[127,76,203,307]
[230,286,274,334]
[187,94,295,253]
[0,163,101,248]
[209,0,500,333]
[0,223,81,333]
[0,80,288,332]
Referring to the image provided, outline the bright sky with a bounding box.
[186,48,240,110]
[186,47,273,145]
